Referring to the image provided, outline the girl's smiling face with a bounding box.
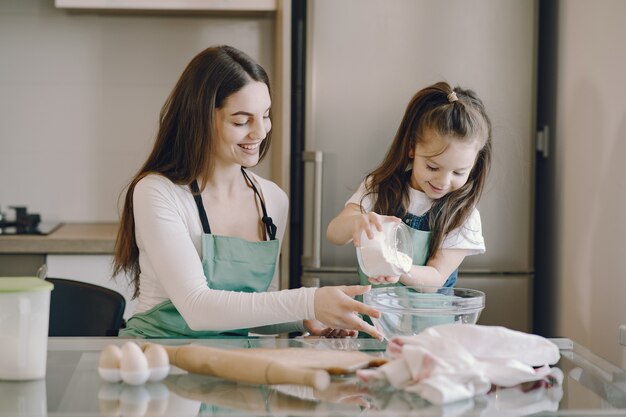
[214,81,272,168]
[410,129,481,199]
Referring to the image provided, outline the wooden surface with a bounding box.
[161,345,332,390]
[0,223,118,254]
[234,348,388,375]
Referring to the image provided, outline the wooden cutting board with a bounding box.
[233,348,388,375]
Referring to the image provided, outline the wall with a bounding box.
[0,0,275,223]
[555,0,626,368]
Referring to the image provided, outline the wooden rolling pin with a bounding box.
[155,344,331,390]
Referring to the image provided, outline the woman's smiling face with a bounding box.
[214,81,272,168]
[409,129,481,199]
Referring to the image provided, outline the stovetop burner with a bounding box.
[0,222,62,235]
[0,206,62,235]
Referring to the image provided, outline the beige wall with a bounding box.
[0,0,275,223]
[555,0,626,368]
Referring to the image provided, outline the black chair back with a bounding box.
[47,277,126,336]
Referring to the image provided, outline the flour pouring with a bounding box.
[356,221,413,278]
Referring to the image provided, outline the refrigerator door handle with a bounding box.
[301,151,323,269]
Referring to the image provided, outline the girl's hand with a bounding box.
[367,275,400,285]
[303,319,358,338]
[352,212,401,247]
[313,285,383,340]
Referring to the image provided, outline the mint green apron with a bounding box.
[120,168,279,338]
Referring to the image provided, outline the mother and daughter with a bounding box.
[113,45,492,339]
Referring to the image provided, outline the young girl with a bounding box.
[113,45,382,339]
[327,81,491,288]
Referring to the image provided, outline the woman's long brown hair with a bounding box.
[113,45,272,298]
[362,81,492,257]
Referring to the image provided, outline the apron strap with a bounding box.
[241,167,277,241]
[190,180,211,234]
[190,170,277,241]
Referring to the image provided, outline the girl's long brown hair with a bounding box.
[113,45,272,298]
[363,81,492,257]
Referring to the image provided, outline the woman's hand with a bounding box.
[367,275,400,285]
[313,285,383,340]
[303,319,358,338]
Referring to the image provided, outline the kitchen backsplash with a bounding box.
[0,0,274,222]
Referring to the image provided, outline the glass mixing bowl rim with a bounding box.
[364,285,485,313]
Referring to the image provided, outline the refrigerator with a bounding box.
[289,0,537,332]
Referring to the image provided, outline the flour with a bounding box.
[359,239,413,277]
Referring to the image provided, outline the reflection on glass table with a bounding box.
[0,337,626,416]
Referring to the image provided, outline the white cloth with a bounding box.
[357,324,562,405]
[347,180,485,255]
[131,173,316,331]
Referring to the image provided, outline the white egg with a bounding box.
[99,344,123,369]
[120,342,150,385]
[143,344,170,382]
[98,344,123,383]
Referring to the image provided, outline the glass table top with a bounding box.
[1,337,626,416]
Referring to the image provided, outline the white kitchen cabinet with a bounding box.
[46,255,136,320]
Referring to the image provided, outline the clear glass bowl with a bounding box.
[363,286,485,339]
[356,222,413,277]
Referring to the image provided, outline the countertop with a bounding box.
[0,223,118,254]
[2,337,626,416]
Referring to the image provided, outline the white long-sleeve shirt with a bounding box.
[131,173,316,331]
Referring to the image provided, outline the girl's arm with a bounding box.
[399,248,469,287]
[327,203,400,246]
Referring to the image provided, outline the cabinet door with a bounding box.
[0,254,46,276]
[458,275,532,333]
[46,254,136,319]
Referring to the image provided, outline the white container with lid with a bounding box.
[0,277,54,380]
[356,222,413,277]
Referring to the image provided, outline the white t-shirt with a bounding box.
[130,173,316,331]
[347,180,486,255]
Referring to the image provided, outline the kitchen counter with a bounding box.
[0,223,117,254]
[2,337,626,416]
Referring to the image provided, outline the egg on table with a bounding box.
[120,342,151,386]
[143,343,170,382]
[98,344,123,383]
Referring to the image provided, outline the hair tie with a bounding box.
[447,91,458,103]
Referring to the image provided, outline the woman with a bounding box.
[113,45,381,339]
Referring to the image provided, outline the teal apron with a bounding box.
[120,168,280,338]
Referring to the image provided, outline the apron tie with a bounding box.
[189,168,277,241]
[241,167,277,241]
